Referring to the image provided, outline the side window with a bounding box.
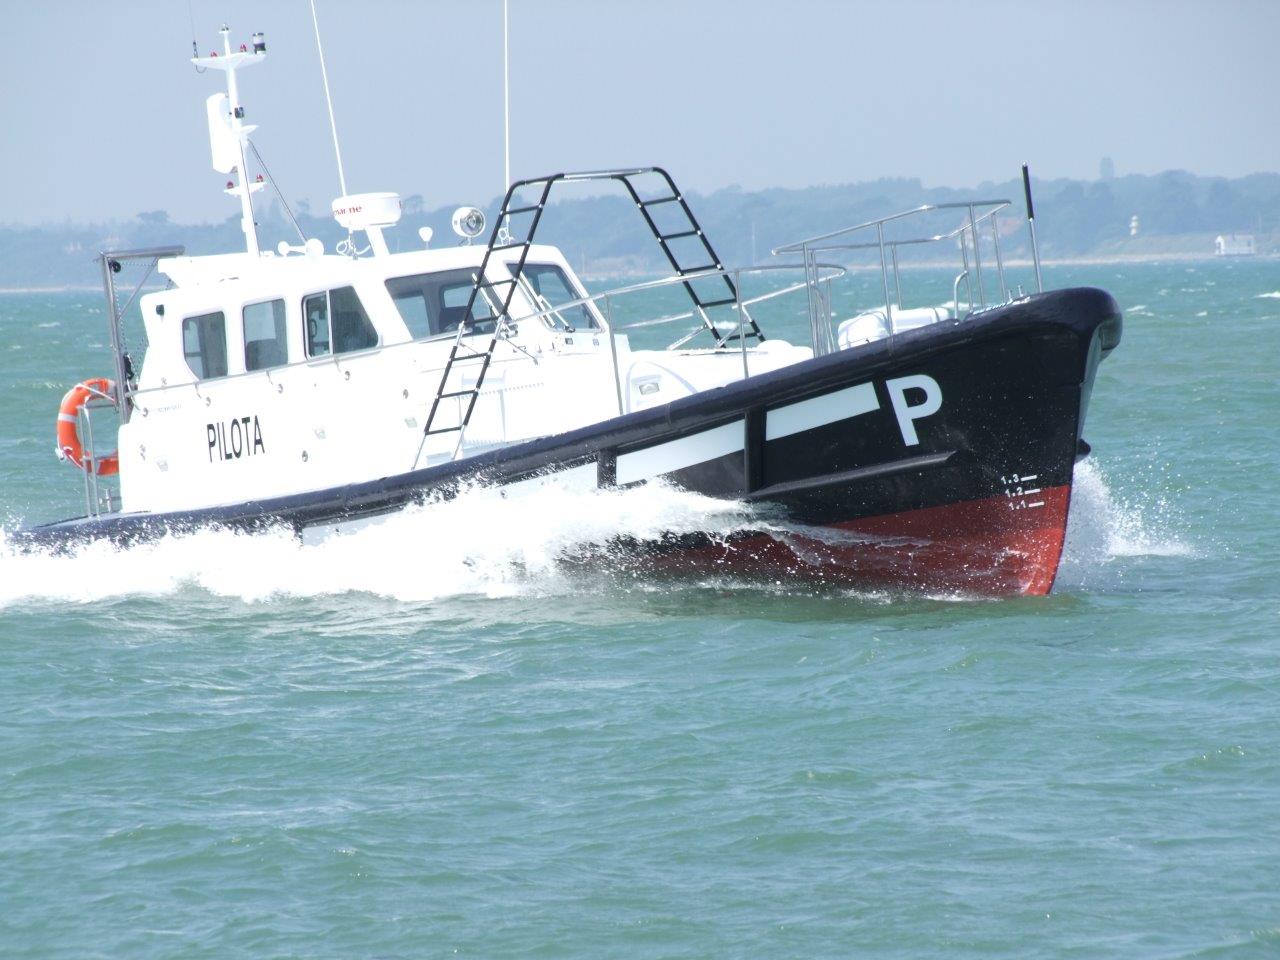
[523,263,598,330]
[182,311,227,379]
[304,287,377,358]
[385,269,497,339]
[441,282,496,333]
[330,286,379,353]
[304,292,330,357]
[385,280,431,339]
[243,299,287,371]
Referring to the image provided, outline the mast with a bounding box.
[192,26,267,257]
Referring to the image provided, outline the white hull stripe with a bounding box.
[765,381,879,441]
[616,420,744,486]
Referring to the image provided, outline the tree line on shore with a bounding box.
[4,169,1276,286]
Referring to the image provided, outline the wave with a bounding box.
[0,481,763,607]
[1256,291,1280,299]
[0,459,1186,607]
[1056,459,1192,591]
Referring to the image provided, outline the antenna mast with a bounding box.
[309,0,349,197]
[192,26,267,257]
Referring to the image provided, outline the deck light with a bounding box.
[451,206,486,242]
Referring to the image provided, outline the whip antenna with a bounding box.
[309,0,349,197]
[503,0,511,195]
[187,0,205,72]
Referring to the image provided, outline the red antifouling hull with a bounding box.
[651,484,1073,596]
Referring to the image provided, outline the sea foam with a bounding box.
[0,481,761,607]
[0,460,1185,606]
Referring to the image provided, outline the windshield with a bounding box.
[385,268,499,339]
[520,263,598,331]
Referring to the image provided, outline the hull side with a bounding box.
[18,288,1121,595]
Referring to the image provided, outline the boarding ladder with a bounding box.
[418,168,763,462]
[615,167,765,347]
[418,177,554,461]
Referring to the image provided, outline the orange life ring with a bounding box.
[57,377,119,476]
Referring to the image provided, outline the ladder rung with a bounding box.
[640,196,679,207]
[438,389,478,399]
[489,242,527,252]
[659,229,700,241]
[680,264,721,275]
[504,204,542,216]
[697,297,738,308]
[425,425,463,436]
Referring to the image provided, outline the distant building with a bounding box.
[1215,234,1256,256]
[1099,156,1115,181]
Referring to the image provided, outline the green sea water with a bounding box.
[1,261,1277,958]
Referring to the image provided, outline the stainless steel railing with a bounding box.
[453,262,846,435]
[772,200,1015,355]
[67,390,118,518]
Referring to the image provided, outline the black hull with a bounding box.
[17,288,1122,594]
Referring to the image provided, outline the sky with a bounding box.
[2,0,1277,225]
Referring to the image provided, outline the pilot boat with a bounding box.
[16,27,1122,596]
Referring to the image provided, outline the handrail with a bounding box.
[952,270,970,323]
[74,394,118,517]
[617,267,845,331]
[772,200,1011,254]
[499,262,848,335]
[99,244,186,261]
[98,244,186,421]
[771,198,1015,347]
[786,209,1006,253]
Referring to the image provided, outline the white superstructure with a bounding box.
[88,29,809,517]
[123,242,804,514]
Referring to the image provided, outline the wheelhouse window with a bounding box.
[182,311,228,379]
[522,263,599,331]
[385,268,498,339]
[243,299,287,371]
[303,286,378,358]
